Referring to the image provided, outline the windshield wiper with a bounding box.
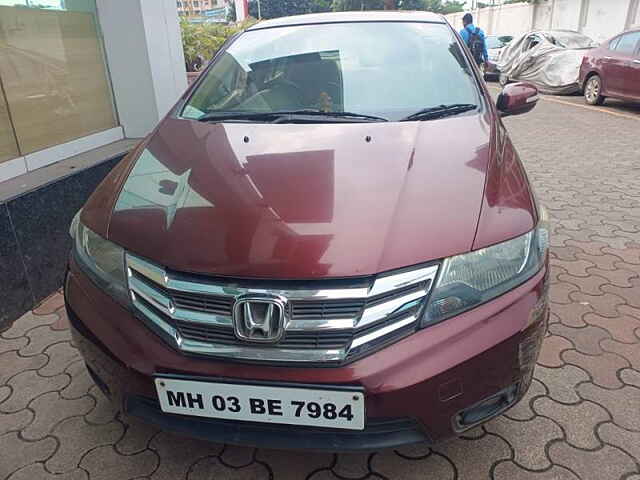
[400,104,478,122]
[197,109,388,123]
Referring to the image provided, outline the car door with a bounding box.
[630,38,640,100]
[603,31,640,98]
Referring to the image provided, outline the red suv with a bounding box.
[65,12,549,450]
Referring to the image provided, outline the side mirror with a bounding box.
[496,82,539,117]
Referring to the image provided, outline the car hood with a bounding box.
[92,114,533,278]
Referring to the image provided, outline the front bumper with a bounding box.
[65,257,548,450]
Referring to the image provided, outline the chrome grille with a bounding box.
[172,292,233,316]
[289,299,365,320]
[126,253,439,364]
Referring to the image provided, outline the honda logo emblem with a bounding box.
[232,296,286,343]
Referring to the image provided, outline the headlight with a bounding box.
[422,209,549,327]
[70,210,129,306]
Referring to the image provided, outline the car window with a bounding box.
[609,36,621,51]
[613,31,640,54]
[181,22,479,122]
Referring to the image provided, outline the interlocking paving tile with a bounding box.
[493,461,581,480]
[583,313,640,343]
[255,449,335,480]
[116,415,159,455]
[5,464,88,480]
[23,391,94,440]
[0,336,27,355]
[0,350,48,385]
[486,415,563,471]
[0,432,57,478]
[549,282,580,304]
[548,324,610,355]
[577,384,640,431]
[620,369,640,388]
[559,272,609,295]
[332,452,371,478]
[85,385,119,425]
[432,434,511,478]
[562,350,630,389]
[597,423,640,462]
[219,445,256,468]
[38,342,80,377]
[585,266,639,287]
[601,284,640,309]
[504,379,547,421]
[548,443,638,480]
[149,431,223,480]
[0,370,69,413]
[550,259,595,277]
[532,397,609,449]
[533,365,589,404]
[603,246,640,265]
[600,338,640,370]
[188,456,271,480]
[575,254,626,273]
[20,325,71,357]
[537,335,574,367]
[61,361,93,400]
[46,416,124,474]
[79,445,158,480]
[0,409,33,436]
[370,449,455,480]
[568,291,627,318]
[1,311,58,340]
[550,302,592,328]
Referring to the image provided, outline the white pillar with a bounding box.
[626,0,640,29]
[95,0,188,138]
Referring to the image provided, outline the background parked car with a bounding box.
[579,28,640,105]
[498,30,597,94]
[484,35,514,80]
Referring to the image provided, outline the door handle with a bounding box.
[603,56,614,60]
[633,59,640,64]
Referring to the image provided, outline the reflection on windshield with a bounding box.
[182,22,479,122]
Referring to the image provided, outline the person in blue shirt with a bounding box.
[459,13,489,67]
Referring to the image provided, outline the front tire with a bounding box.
[584,75,605,105]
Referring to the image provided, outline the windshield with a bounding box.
[182,22,479,122]
[548,31,597,49]
[486,35,513,49]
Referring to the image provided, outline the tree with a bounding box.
[248,0,313,19]
[399,0,425,9]
[332,0,385,11]
[310,0,333,12]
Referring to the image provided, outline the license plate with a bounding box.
[155,378,365,430]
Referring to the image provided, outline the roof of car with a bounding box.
[247,11,446,31]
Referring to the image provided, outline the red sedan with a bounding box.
[65,11,548,450]
[580,28,640,105]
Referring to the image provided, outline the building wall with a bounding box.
[582,0,633,41]
[177,0,222,15]
[446,0,637,43]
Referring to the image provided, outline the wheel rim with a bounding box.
[586,78,600,102]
